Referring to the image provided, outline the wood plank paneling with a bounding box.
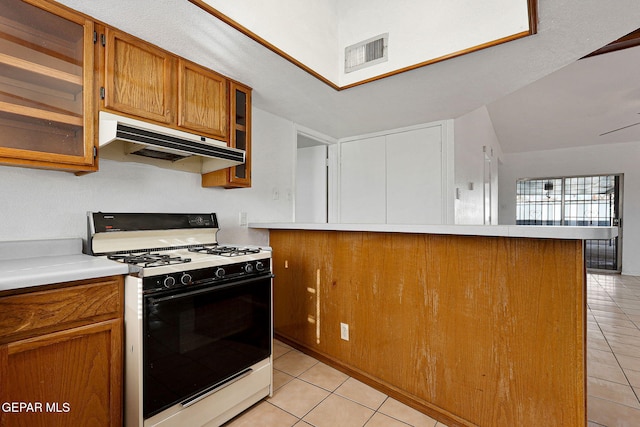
[271,230,585,427]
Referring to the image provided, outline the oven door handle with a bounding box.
[147,273,274,304]
[181,368,253,408]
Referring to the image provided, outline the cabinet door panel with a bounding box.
[104,29,172,123]
[339,136,386,224]
[178,59,227,138]
[0,277,122,344]
[201,82,252,188]
[0,0,95,170]
[0,320,122,427]
[386,126,443,224]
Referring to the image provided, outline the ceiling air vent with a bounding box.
[345,33,388,73]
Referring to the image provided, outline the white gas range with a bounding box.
[88,212,273,427]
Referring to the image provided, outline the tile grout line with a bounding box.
[589,275,640,407]
[273,344,428,427]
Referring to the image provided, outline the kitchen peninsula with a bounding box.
[250,223,618,427]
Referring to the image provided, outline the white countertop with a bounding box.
[249,223,619,240]
[0,238,129,292]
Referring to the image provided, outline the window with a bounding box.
[516,175,621,271]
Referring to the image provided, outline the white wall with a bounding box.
[295,145,327,223]
[337,121,454,225]
[202,0,340,83]
[0,107,295,247]
[499,141,640,275]
[454,106,502,224]
[201,0,529,87]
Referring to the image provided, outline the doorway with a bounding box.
[516,174,622,271]
[295,133,330,223]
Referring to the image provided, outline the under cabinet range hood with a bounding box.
[98,111,244,173]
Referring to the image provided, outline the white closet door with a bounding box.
[386,126,443,224]
[339,136,386,223]
[296,145,327,223]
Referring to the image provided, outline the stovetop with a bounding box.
[105,245,271,277]
[88,212,272,278]
[108,251,192,268]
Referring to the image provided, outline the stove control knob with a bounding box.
[244,263,254,273]
[255,261,265,272]
[215,267,226,278]
[180,273,192,285]
[163,276,176,288]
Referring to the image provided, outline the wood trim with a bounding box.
[0,154,98,172]
[188,0,537,91]
[82,17,96,165]
[340,31,532,90]
[528,0,539,35]
[187,0,340,91]
[583,28,640,58]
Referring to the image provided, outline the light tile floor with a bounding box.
[225,273,640,427]
[586,273,640,426]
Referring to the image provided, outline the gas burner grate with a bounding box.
[188,245,261,257]
[108,252,191,268]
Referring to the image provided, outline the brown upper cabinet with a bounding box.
[0,0,96,173]
[101,28,229,141]
[178,58,228,139]
[202,82,252,188]
[103,28,174,125]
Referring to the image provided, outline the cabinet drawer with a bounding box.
[0,276,123,344]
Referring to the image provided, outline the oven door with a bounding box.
[142,274,272,419]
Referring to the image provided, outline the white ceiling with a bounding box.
[58,0,640,153]
[487,44,640,153]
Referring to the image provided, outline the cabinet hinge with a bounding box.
[93,146,97,158]
[100,87,105,100]
[93,31,97,44]
[100,33,106,47]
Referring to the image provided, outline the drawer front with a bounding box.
[0,276,123,343]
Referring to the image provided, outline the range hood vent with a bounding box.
[99,112,245,173]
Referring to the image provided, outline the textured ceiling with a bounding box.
[58,0,640,152]
[488,44,640,153]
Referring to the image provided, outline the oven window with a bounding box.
[143,276,272,419]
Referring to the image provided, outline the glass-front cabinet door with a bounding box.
[0,0,95,172]
[201,81,252,188]
[229,82,251,186]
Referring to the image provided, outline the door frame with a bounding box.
[294,125,338,223]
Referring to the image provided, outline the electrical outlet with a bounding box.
[239,211,248,227]
[340,323,349,341]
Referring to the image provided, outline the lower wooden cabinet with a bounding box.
[0,276,123,427]
[270,230,587,427]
